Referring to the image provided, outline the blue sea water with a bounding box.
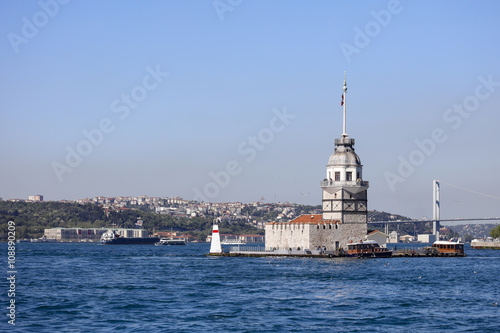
[2,243,499,332]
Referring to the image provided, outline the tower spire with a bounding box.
[342,72,347,137]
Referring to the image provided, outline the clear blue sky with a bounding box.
[1,0,500,220]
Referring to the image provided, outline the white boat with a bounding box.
[221,239,246,245]
[31,235,57,243]
[155,237,186,246]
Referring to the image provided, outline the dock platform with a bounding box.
[209,245,343,258]
[208,245,466,258]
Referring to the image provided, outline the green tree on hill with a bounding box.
[490,225,500,238]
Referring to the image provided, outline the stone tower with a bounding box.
[320,74,369,230]
[265,73,370,251]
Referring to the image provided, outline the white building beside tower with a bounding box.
[265,74,369,251]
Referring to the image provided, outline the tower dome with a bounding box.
[323,136,364,187]
[327,140,361,167]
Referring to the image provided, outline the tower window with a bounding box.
[346,172,352,181]
[335,172,340,181]
[357,172,360,181]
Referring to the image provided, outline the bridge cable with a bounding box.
[440,181,500,201]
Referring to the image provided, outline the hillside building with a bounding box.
[28,195,43,202]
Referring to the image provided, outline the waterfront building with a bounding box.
[417,234,436,243]
[366,230,388,248]
[399,234,416,242]
[44,227,148,242]
[265,74,369,251]
[388,230,399,243]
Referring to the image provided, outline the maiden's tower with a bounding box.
[265,74,369,251]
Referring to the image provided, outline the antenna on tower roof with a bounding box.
[342,72,347,137]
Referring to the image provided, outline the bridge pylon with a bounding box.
[433,180,440,240]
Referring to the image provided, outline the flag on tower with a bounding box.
[341,94,344,106]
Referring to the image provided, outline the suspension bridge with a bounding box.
[367,180,500,238]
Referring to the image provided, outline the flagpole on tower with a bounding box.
[342,72,347,137]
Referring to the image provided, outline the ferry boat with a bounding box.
[346,240,392,258]
[154,237,186,246]
[100,230,159,245]
[426,240,465,256]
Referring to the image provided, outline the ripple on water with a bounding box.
[6,243,500,332]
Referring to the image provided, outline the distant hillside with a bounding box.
[448,223,499,240]
[0,201,262,241]
[367,210,434,235]
[368,210,413,222]
[3,200,460,241]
